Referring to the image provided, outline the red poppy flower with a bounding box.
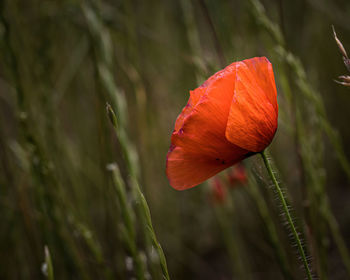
[166,57,278,190]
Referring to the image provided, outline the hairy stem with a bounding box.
[261,150,312,280]
[247,174,293,280]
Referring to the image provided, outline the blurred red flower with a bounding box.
[227,164,247,187]
[166,57,278,190]
[209,178,226,204]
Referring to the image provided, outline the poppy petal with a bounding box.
[174,87,204,132]
[225,57,278,152]
[166,145,247,190]
[167,63,248,190]
[243,57,278,111]
[172,63,237,156]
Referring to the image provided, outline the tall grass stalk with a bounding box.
[133,178,170,280]
[43,246,54,280]
[109,163,146,280]
[73,220,113,279]
[83,3,170,278]
[0,4,88,278]
[82,3,136,175]
[107,104,170,280]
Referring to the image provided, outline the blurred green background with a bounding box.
[1,0,350,279]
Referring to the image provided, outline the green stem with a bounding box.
[107,105,170,280]
[44,246,54,280]
[247,175,293,280]
[111,165,145,280]
[260,150,312,280]
[133,179,171,280]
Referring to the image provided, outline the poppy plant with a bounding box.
[166,57,278,190]
[166,56,313,280]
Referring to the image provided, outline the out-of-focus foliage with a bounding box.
[0,0,350,279]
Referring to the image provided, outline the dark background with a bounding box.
[0,0,350,279]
